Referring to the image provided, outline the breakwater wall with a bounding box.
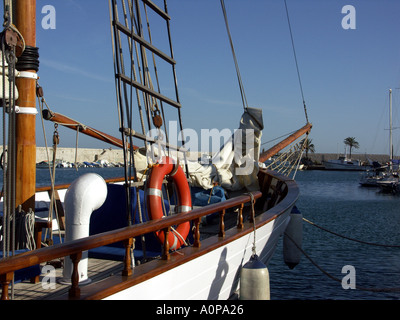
[306,153,391,164]
[35,147,125,164]
[0,146,125,164]
[39,150,390,165]
[0,147,393,165]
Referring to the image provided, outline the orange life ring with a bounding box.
[146,156,191,250]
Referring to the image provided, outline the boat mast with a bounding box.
[259,122,312,163]
[14,0,37,212]
[389,88,393,163]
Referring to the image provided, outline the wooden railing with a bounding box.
[0,168,299,300]
[0,191,261,300]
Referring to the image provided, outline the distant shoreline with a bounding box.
[0,146,394,165]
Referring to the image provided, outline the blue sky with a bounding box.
[6,0,400,156]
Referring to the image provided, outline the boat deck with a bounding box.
[10,259,123,300]
[9,207,248,300]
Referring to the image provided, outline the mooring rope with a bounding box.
[284,231,400,293]
[284,216,400,293]
[303,217,400,248]
[285,232,400,292]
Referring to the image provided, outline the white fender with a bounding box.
[283,206,303,269]
[61,173,107,284]
[240,254,270,300]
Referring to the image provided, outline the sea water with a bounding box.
[2,168,400,299]
[268,170,400,300]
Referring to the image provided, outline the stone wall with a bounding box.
[306,153,391,164]
[0,146,125,164]
[36,147,125,163]
[0,146,393,165]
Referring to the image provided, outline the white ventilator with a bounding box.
[61,173,107,284]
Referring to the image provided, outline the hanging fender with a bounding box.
[146,156,191,250]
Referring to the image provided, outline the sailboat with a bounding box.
[0,0,312,300]
[365,89,400,192]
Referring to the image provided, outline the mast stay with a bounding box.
[220,0,312,174]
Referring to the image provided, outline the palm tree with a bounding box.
[301,138,315,159]
[343,137,359,158]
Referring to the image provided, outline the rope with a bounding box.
[284,0,309,123]
[303,217,400,248]
[247,192,257,256]
[1,18,20,265]
[284,231,400,293]
[264,134,308,178]
[37,87,63,245]
[220,0,248,110]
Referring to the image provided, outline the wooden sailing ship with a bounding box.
[0,0,311,300]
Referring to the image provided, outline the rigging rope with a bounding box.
[284,0,309,123]
[37,86,63,245]
[220,0,248,110]
[264,133,309,178]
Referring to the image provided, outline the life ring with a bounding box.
[146,156,191,250]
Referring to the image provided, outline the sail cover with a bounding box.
[186,107,263,192]
[136,107,263,193]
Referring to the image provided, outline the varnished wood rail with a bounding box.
[0,191,262,300]
[1,168,299,300]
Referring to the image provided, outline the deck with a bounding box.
[10,259,123,300]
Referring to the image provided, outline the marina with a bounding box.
[1,0,400,302]
[269,170,400,300]
[2,167,400,300]
[1,0,312,300]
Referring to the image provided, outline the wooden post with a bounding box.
[237,204,244,229]
[218,209,226,238]
[69,252,82,298]
[193,218,201,248]
[0,272,13,300]
[122,238,134,276]
[14,0,37,212]
[162,227,170,260]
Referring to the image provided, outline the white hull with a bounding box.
[105,211,290,300]
[323,161,366,171]
[32,186,291,300]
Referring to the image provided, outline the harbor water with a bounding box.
[269,170,400,300]
[4,167,400,300]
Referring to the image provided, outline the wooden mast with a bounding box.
[14,0,37,211]
[42,110,138,150]
[259,122,312,163]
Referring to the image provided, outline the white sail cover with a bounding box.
[188,107,263,192]
[139,107,264,193]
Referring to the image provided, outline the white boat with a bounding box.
[364,89,400,192]
[376,171,399,193]
[0,0,312,300]
[323,156,367,171]
[359,169,386,187]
